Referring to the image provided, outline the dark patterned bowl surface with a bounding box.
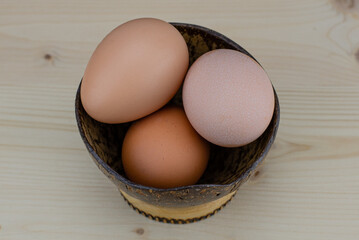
[75,23,280,209]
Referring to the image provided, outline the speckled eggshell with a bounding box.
[182,49,274,147]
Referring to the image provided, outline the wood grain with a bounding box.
[0,0,358,239]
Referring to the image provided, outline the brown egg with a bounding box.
[122,106,210,189]
[183,49,274,147]
[81,18,189,123]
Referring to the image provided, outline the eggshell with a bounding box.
[182,49,274,147]
[122,106,210,189]
[81,18,189,123]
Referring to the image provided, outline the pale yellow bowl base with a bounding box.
[120,190,237,224]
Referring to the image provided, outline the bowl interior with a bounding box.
[76,23,279,188]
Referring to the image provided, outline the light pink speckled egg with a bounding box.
[182,49,274,147]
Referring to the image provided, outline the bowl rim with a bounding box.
[75,22,280,192]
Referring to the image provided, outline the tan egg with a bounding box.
[122,106,210,189]
[81,18,189,123]
[183,49,274,147]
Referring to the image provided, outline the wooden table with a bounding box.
[1,1,359,239]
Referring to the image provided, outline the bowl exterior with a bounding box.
[75,23,280,223]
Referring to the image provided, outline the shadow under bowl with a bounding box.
[75,22,280,224]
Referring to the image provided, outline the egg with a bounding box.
[81,18,189,123]
[122,106,210,189]
[182,49,274,147]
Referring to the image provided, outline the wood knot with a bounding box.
[339,0,355,8]
[134,228,144,235]
[44,53,52,60]
[332,0,359,15]
[248,169,263,183]
[355,49,359,62]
